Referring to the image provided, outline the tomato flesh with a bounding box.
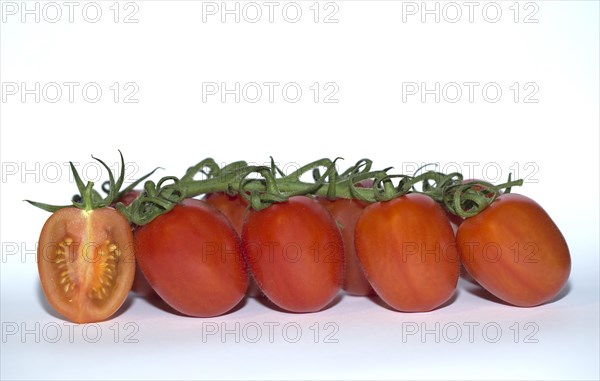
[242,196,344,312]
[135,199,248,317]
[355,193,460,312]
[37,207,135,323]
[457,193,571,307]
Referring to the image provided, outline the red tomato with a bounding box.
[117,190,142,207]
[135,199,248,317]
[242,196,344,312]
[355,193,460,312]
[318,197,373,296]
[204,192,262,297]
[204,192,248,234]
[37,207,135,323]
[457,193,570,307]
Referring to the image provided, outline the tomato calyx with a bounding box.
[443,174,524,219]
[27,151,128,213]
[100,166,161,205]
[116,176,188,226]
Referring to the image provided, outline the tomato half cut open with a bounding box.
[37,207,135,323]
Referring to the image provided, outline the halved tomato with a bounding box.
[37,207,135,323]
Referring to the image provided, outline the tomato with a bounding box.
[135,199,247,317]
[205,192,248,234]
[457,193,571,307]
[318,197,373,296]
[355,193,460,312]
[37,207,135,323]
[204,192,263,297]
[117,190,142,207]
[242,196,344,312]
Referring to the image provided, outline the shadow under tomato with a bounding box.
[463,281,573,306]
[366,290,460,312]
[143,293,248,317]
[551,281,572,303]
[462,283,514,306]
[254,292,344,314]
[37,281,134,321]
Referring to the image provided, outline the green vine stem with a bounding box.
[26,151,127,212]
[32,154,524,226]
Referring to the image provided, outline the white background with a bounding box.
[1,1,599,380]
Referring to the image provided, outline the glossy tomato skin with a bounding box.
[317,197,374,296]
[37,207,135,323]
[457,193,570,307]
[135,199,247,317]
[242,196,344,312]
[355,193,460,312]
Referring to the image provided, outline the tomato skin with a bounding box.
[355,193,460,312]
[37,207,135,323]
[204,192,263,297]
[117,190,141,207]
[242,196,344,312]
[204,192,248,234]
[317,197,374,296]
[134,199,247,317]
[457,193,571,307]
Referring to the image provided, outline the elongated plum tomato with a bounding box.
[355,193,460,312]
[242,196,344,312]
[135,198,248,317]
[317,197,373,296]
[204,192,263,297]
[457,193,570,307]
[37,207,135,323]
